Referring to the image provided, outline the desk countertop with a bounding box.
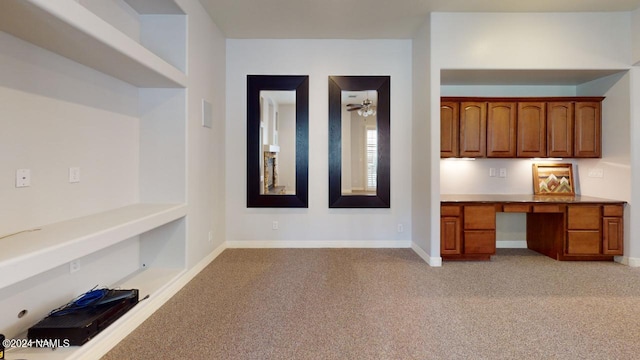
[440,194,626,204]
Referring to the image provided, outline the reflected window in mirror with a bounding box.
[247,75,308,208]
[341,90,378,196]
[329,76,390,208]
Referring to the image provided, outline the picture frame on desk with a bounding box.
[532,163,575,196]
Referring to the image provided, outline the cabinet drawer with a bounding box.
[532,205,563,213]
[464,230,496,254]
[463,205,496,230]
[503,204,531,213]
[603,205,623,217]
[441,205,461,217]
[566,231,600,255]
[567,206,600,230]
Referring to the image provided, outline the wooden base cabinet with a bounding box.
[603,205,624,255]
[441,205,496,260]
[442,197,625,262]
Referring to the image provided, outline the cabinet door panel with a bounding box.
[603,217,623,255]
[567,231,601,255]
[460,102,486,157]
[487,102,516,157]
[441,217,462,255]
[464,230,496,254]
[547,102,573,157]
[441,102,459,158]
[574,102,601,158]
[517,102,546,157]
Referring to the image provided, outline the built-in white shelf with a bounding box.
[0,0,187,88]
[4,266,185,360]
[0,203,187,290]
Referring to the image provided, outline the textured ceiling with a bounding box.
[199,0,640,39]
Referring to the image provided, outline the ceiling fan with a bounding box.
[346,93,377,118]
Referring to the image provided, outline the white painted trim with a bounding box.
[496,240,528,248]
[617,256,640,267]
[70,242,227,360]
[411,242,442,267]
[225,240,411,249]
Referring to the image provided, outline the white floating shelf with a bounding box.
[0,0,187,88]
[0,203,187,289]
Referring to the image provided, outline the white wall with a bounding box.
[432,12,631,70]
[278,104,296,193]
[226,39,412,245]
[633,8,640,65]
[0,31,139,236]
[411,17,434,263]
[175,0,227,267]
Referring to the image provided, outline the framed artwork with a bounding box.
[532,163,575,195]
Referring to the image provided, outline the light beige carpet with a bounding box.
[103,248,640,359]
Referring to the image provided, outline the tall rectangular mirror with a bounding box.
[247,75,308,207]
[329,76,390,208]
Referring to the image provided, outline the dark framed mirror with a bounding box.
[329,76,390,208]
[247,75,308,207]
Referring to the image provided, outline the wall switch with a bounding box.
[208,230,213,243]
[69,167,80,183]
[16,169,31,187]
[588,168,604,178]
[499,168,507,178]
[69,259,80,273]
[397,224,404,233]
[489,168,497,177]
[272,221,279,230]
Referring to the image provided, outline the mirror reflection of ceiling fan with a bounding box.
[346,93,377,118]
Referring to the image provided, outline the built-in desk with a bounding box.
[441,195,626,261]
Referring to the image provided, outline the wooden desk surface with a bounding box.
[440,194,626,204]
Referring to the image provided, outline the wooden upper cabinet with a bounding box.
[440,102,459,158]
[460,102,487,157]
[547,102,574,158]
[487,102,516,157]
[440,97,602,159]
[574,102,601,158]
[517,102,546,157]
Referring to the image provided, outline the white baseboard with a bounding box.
[226,240,411,249]
[617,256,640,267]
[496,240,527,248]
[74,242,227,360]
[410,242,442,267]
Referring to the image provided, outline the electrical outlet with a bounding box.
[208,230,213,243]
[588,168,604,178]
[69,167,80,183]
[499,168,507,178]
[397,224,404,233]
[16,169,31,187]
[272,221,279,230]
[69,259,80,273]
